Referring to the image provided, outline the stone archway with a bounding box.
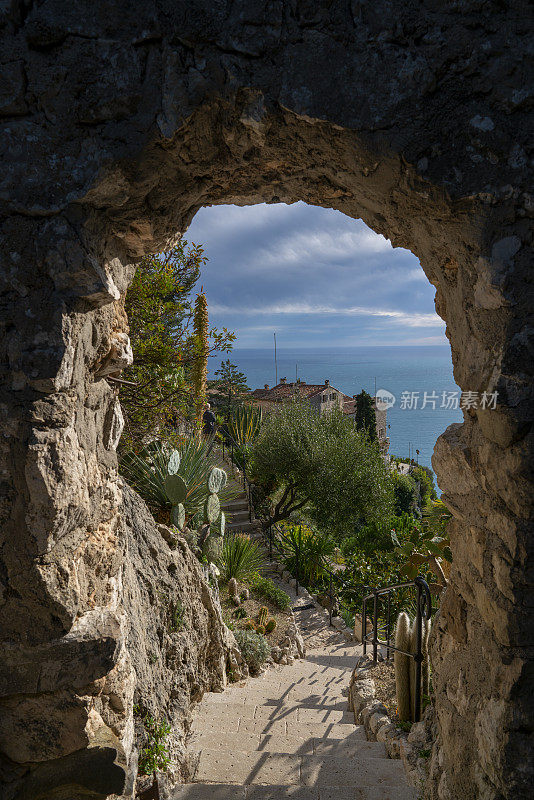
[1,3,532,798]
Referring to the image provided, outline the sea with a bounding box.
[208,345,463,491]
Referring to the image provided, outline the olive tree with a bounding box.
[250,402,394,536]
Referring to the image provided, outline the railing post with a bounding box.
[372,590,378,664]
[295,539,299,597]
[362,596,367,655]
[328,571,333,627]
[414,581,424,722]
[386,593,391,661]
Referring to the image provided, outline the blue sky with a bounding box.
[185,202,446,349]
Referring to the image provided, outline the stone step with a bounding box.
[227,521,256,533]
[188,732,385,759]
[226,510,250,522]
[223,499,249,512]
[192,718,358,739]
[172,784,418,799]
[191,750,411,789]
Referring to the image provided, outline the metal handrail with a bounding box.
[362,576,432,722]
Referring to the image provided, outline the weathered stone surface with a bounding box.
[0,3,532,799]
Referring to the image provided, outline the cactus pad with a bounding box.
[164,474,187,504]
[170,503,185,530]
[219,511,225,537]
[208,466,227,493]
[167,450,181,475]
[205,492,220,523]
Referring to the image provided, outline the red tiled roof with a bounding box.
[250,381,329,401]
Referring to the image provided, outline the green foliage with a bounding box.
[218,534,266,582]
[251,404,393,534]
[233,606,248,619]
[411,464,437,505]
[210,360,250,413]
[120,242,235,448]
[277,523,335,587]
[354,390,377,441]
[233,629,270,672]
[391,506,452,591]
[393,473,418,515]
[120,437,233,523]
[227,405,263,447]
[249,574,291,611]
[138,714,171,775]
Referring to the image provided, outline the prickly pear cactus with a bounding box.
[205,493,220,524]
[164,473,187,505]
[170,503,185,529]
[219,511,226,537]
[167,450,181,475]
[208,466,227,493]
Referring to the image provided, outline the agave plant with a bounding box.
[227,405,262,447]
[277,523,335,587]
[120,437,235,523]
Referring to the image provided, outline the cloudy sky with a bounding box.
[185,202,445,349]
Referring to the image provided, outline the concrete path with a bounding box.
[173,577,418,800]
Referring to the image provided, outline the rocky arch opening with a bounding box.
[1,6,531,800]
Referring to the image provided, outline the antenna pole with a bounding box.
[274,332,278,386]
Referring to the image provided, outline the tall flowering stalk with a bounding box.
[192,289,209,434]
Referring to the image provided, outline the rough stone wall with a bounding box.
[0,2,532,798]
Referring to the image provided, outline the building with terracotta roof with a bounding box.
[250,378,389,455]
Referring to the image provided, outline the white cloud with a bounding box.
[209,301,443,328]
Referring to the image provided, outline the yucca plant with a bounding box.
[227,405,262,446]
[218,534,266,582]
[277,523,335,587]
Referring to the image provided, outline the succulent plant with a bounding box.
[394,612,432,723]
[394,612,411,722]
[243,619,255,630]
[231,596,241,607]
[265,618,276,634]
[164,474,187,505]
[255,624,265,635]
[228,577,239,598]
[233,606,247,619]
[240,588,250,602]
[205,493,221,524]
[208,466,227,494]
[167,450,181,475]
[170,503,185,530]
[257,606,268,628]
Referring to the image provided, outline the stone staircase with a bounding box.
[220,458,257,536]
[173,616,418,799]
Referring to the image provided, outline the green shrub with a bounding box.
[250,574,291,611]
[218,533,266,582]
[277,523,334,586]
[233,629,270,673]
[138,715,171,775]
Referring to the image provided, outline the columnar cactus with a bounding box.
[394,612,412,722]
[265,618,276,634]
[228,578,239,598]
[395,612,432,722]
[258,606,269,628]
